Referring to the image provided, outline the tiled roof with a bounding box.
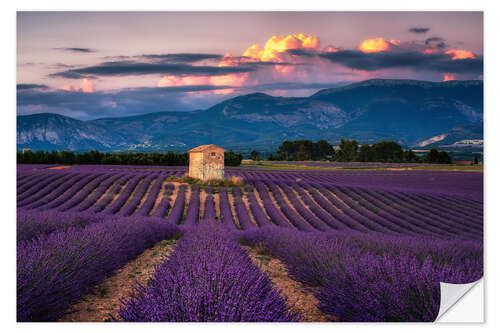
[189,144,227,153]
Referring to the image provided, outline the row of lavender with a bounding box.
[118,223,298,321]
[117,221,482,322]
[18,163,483,201]
[239,227,482,321]
[252,160,443,168]
[17,168,182,321]
[18,208,482,322]
[17,212,182,321]
[17,166,483,321]
[17,169,482,240]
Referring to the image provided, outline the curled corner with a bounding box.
[435,278,484,322]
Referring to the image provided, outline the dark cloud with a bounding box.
[16,85,237,120]
[435,42,446,49]
[55,47,96,53]
[120,85,235,94]
[141,53,222,63]
[49,60,257,79]
[319,50,482,74]
[425,37,447,49]
[409,27,430,34]
[250,81,350,91]
[51,63,80,69]
[101,55,132,60]
[286,49,317,57]
[236,58,294,67]
[17,83,49,90]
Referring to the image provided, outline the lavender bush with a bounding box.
[17,216,181,321]
[118,223,299,322]
[17,209,102,242]
[239,227,483,322]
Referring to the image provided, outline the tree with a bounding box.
[275,140,333,161]
[403,149,420,163]
[250,150,260,161]
[425,147,451,164]
[357,144,374,162]
[437,151,452,164]
[17,149,192,166]
[372,141,403,162]
[60,151,76,164]
[313,139,335,160]
[474,154,479,165]
[224,150,243,166]
[336,139,358,162]
[425,147,440,163]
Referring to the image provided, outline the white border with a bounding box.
[3,1,497,332]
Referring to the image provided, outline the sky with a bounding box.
[17,11,483,120]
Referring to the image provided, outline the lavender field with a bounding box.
[17,164,483,322]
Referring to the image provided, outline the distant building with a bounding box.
[453,161,473,165]
[188,144,226,181]
[453,139,484,146]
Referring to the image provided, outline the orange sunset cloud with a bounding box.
[59,78,95,93]
[243,33,320,62]
[443,74,455,81]
[445,49,476,60]
[359,38,391,53]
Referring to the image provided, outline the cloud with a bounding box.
[141,53,222,63]
[49,60,257,79]
[242,34,320,62]
[358,38,391,53]
[425,37,447,49]
[286,48,317,57]
[17,83,49,90]
[54,47,96,53]
[409,27,430,34]
[249,81,351,91]
[81,78,96,93]
[123,85,237,94]
[319,50,483,74]
[58,79,96,93]
[443,74,455,81]
[17,85,237,120]
[51,63,81,69]
[445,49,476,60]
[32,33,482,120]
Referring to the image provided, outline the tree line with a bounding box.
[254,139,452,164]
[17,149,244,166]
[265,140,335,161]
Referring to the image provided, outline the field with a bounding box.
[17,163,483,322]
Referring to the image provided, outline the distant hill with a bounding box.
[17,79,483,152]
[17,113,127,151]
[416,122,483,148]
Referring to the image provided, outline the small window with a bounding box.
[211,152,216,156]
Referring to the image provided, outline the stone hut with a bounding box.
[188,144,226,181]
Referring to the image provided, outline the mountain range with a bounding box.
[17,79,484,153]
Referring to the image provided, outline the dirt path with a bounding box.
[227,190,241,228]
[59,239,178,322]
[275,184,311,228]
[199,189,207,221]
[241,191,259,227]
[213,191,221,221]
[252,187,273,221]
[245,246,335,322]
[94,176,131,212]
[265,184,295,228]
